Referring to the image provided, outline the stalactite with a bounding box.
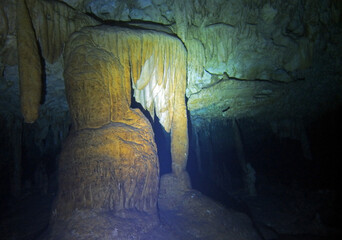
[10,117,22,197]
[16,0,189,177]
[16,3,190,235]
[186,39,206,95]
[25,0,98,64]
[194,129,202,174]
[207,122,214,177]
[16,0,98,123]
[56,25,189,220]
[16,0,42,123]
[64,25,189,176]
[0,2,8,49]
[233,118,256,196]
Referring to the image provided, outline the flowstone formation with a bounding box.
[16,0,189,179]
[56,25,189,218]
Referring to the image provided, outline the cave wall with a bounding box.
[1,0,342,200]
[0,58,70,201]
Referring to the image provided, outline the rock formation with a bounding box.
[57,25,188,217]
[16,0,189,178]
[1,0,342,239]
[16,0,97,123]
[16,1,190,237]
[16,0,42,123]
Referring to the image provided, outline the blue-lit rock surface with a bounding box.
[2,0,341,123]
[52,0,342,124]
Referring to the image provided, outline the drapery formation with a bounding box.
[17,0,189,176]
[65,26,188,175]
[17,2,190,231]
[55,25,189,220]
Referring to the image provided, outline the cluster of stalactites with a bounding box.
[131,30,187,133]
[67,26,187,133]
[25,0,98,63]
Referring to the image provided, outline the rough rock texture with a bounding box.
[56,26,167,217]
[159,173,262,240]
[10,0,342,153]
[55,121,159,218]
[57,0,340,80]
[0,0,16,66]
[16,0,97,122]
[4,0,342,124]
[12,0,190,227]
[16,0,42,123]
[49,208,159,240]
[25,0,98,64]
[15,0,190,175]
[48,0,342,130]
[64,25,188,175]
[45,25,191,239]
[1,0,342,238]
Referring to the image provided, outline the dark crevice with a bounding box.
[130,88,172,176]
[205,22,235,29]
[38,44,47,105]
[85,11,176,35]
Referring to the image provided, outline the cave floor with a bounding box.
[239,183,341,240]
[0,193,54,240]
[0,185,340,240]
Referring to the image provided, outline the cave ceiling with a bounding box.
[0,0,341,130]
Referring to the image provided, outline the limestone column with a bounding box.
[54,27,160,220]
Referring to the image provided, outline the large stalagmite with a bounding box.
[16,0,189,178]
[16,1,190,237]
[49,25,189,239]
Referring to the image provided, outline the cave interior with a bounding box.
[0,0,341,239]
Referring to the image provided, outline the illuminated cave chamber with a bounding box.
[2,0,342,239]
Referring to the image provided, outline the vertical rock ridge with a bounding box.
[25,0,98,63]
[17,0,98,122]
[16,0,42,123]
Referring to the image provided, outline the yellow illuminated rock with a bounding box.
[16,0,97,122]
[17,0,42,123]
[53,25,189,219]
[64,25,189,176]
[16,2,190,236]
[56,117,159,218]
[25,0,98,63]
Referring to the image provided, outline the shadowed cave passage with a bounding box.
[131,95,173,176]
[151,116,173,175]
